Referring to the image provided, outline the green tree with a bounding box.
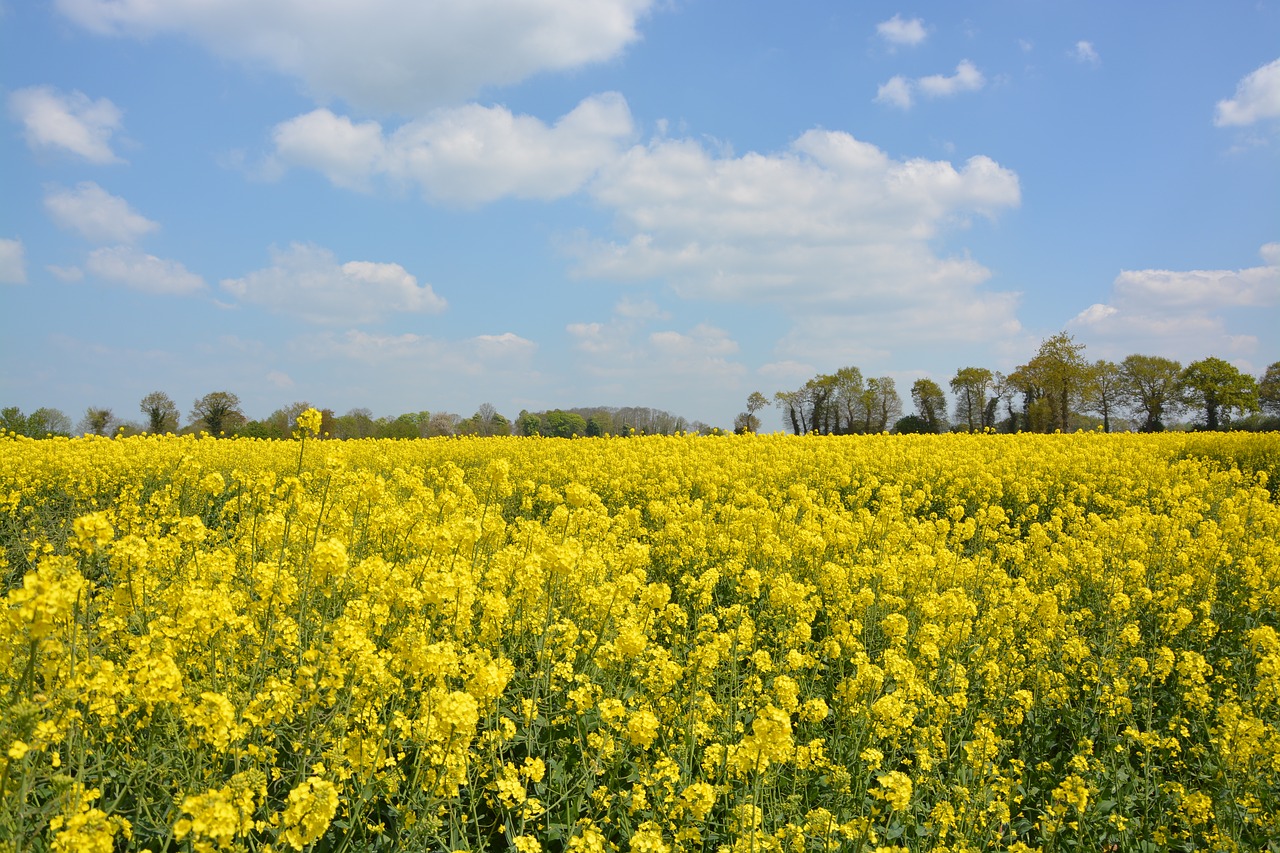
[1258,361,1280,418]
[1081,360,1127,433]
[893,414,931,434]
[1180,357,1259,430]
[190,391,244,436]
[139,391,180,433]
[79,407,115,436]
[830,367,865,434]
[236,420,272,439]
[871,377,902,433]
[806,374,839,434]
[853,377,901,433]
[911,378,949,433]
[1018,333,1088,432]
[264,401,314,438]
[516,410,542,437]
[542,410,587,438]
[950,367,993,432]
[377,413,425,439]
[1,407,28,434]
[28,407,71,437]
[334,407,377,439]
[1121,355,1183,432]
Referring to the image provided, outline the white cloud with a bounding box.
[578,130,1018,298]
[649,323,738,358]
[876,14,926,48]
[56,0,655,114]
[875,61,985,109]
[86,246,206,295]
[875,76,914,110]
[917,60,986,98]
[220,243,447,324]
[614,296,669,320]
[47,265,85,282]
[1215,58,1280,127]
[572,130,1022,366]
[44,182,159,243]
[1070,40,1101,67]
[265,370,294,389]
[268,111,385,191]
[758,360,817,383]
[567,316,746,391]
[270,93,634,204]
[295,329,536,378]
[1070,244,1280,359]
[0,238,27,284]
[7,85,123,163]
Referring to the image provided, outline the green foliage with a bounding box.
[1181,357,1260,430]
[950,367,993,432]
[910,378,948,434]
[1260,362,1280,418]
[542,410,588,438]
[190,391,245,436]
[1122,354,1183,432]
[139,391,180,434]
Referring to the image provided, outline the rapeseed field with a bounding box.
[2,425,1278,852]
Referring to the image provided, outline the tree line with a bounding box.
[752,333,1280,435]
[0,394,711,440]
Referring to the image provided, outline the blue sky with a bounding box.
[2,1,1278,431]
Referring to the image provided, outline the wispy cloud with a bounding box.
[1070,40,1101,67]
[876,61,985,110]
[0,238,27,285]
[8,85,124,163]
[44,182,158,244]
[876,14,927,49]
[86,246,206,295]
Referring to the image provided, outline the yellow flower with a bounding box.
[72,511,114,550]
[626,709,660,749]
[875,771,913,812]
[295,407,323,437]
[280,776,339,850]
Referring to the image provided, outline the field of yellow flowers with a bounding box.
[2,426,1279,853]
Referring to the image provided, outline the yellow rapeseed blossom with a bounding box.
[280,776,339,850]
[1,430,1277,851]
